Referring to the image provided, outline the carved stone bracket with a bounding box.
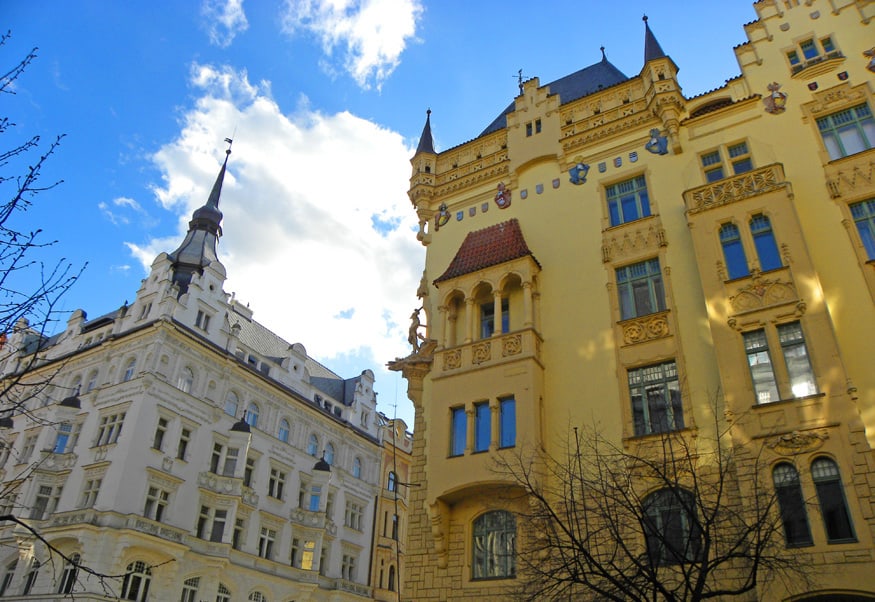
[766,429,829,456]
[428,499,450,569]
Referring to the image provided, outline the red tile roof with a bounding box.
[434,218,538,284]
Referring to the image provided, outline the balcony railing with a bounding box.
[684,163,788,214]
[435,329,541,376]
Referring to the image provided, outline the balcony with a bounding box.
[790,49,845,79]
[434,328,542,377]
[684,163,788,214]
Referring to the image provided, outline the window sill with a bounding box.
[789,53,845,79]
[826,537,859,545]
[752,392,825,409]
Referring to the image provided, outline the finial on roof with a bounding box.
[415,108,435,154]
[643,15,667,63]
[600,46,606,61]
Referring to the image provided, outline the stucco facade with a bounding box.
[0,151,392,601]
[391,2,875,600]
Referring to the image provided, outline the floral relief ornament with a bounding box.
[763,82,787,114]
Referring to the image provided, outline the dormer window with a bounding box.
[195,310,211,332]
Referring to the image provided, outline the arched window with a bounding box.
[22,558,40,594]
[180,576,200,602]
[388,565,396,591]
[750,214,782,271]
[387,471,397,492]
[352,457,362,479]
[772,463,812,546]
[177,367,194,393]
[811,457,855,542]
[0,560,16,596]
[120,561,151,601]
[324,443,335,465]
[472,510,516,579]
[307,434,319,457]
[642,488,701,566]
[719,223,748,279]
[216,583,231,602]
[57,553,79,594]
[244,402,259,428]
[85,370,99,392]
[123,358,137,382]
[224,392,239,417]
[248,592,267,602]
[278,419,290,443]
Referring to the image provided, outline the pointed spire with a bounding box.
[167,140,232,296]
[643,15,667,63]
[415,109,435,154]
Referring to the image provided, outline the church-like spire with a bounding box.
[415,109,435,155]
[167,140,231,296]
[643,15,667,63]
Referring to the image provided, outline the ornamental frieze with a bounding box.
[471,341,491,364]
[502,334,522,357]
[602,222,667,263]
[621,312,670,345]
[442,349,461,371]
[805,83,865,115]
[685,164,787,214]
[729,275,799,314]
[766,429,829,456]
[825,154,875,199]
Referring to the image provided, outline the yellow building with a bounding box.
[370,416,413,602]
[390,1,875,600]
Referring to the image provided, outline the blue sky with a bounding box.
[4,1,758,428]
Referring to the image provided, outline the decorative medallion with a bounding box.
[456,211,464,221]
[837,71,848,81]
[864,47,875,73]
[808,82,818,91]
[766,430,828,456]
[614,157,622,168]
[469,207,476,217]
[435,202,450,231]
[763,82,787,114]
[520,189,528,199]
[598,162,607,173]
[629,151,638,163]
[552,178,560,189]
[645,128,669,155]
[481,202,489,213]
[502,334,522,357]
[536,183,544,195]
[569,159,590,185]
[495,182,512,209]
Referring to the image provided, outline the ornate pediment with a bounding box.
[729,274,801,314]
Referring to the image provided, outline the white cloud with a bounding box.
[201,0,249,48]
[99,196,150,226]
[134,63,424,389]
[280,0,423,89]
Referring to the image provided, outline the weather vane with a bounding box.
[513,69,526,95]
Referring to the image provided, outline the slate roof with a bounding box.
[434,219,539,284]
[479,57,629,137]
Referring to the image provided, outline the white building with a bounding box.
[0,147,384,601]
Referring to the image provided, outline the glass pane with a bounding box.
[499,398,516,448]
[451,408,466,456]
[474,403,490,452]
[838,126,866,156]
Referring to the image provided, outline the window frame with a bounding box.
[719,222,749,279]
[450,407,466,457]
[749,214,782,272]
[606,175,651,227]
[473,402,490,453]
[471,510,516,580]
[811,457,856,543]
[817,103,875,160]
[772,462,813,547]
[616,258,666,321]
[642,488,702,566]
[628,360,684,437]
[850,198,875,260]
[499,396,516,448]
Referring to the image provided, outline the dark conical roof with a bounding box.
[60,386,82,409]
[314,456,331,472]
[168,144,230,296]
[643,15,667,62]
[230,417,251,433]
[415,109,435,154]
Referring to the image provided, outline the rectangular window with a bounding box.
[177,428,191,460]
[701,150,724,182]
[153,417,168,450]
[727,141,752,174]
[850,199,875,259]
[143,486,169,521]
[342,553,357,581]
[53,423,73,453]
[629,361,683,437]
[232,518,246,550]
[450,407,466,457]
[606,175,650,226]
[96,412,126,446]
[195,310,211,331]
[301,539,316,570]
[817,104,875,160]
[616,258,666,320]
[474,402,491,452]
[480,298,509,338]
[244,456,256,487]
[744,330,779,403]
[80,478,101,508]
[20,434,38,463]
[210,444,239,477]
[268,469,286,499]
[309,485,322,512]
[499,397,516,448]
[800,38,818,60]
[345,501,363,530]
[30,484,62,520]
[258,527,276,559]
[701,142,752,182]
[778,322,817,397]
[196,506,226,542]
